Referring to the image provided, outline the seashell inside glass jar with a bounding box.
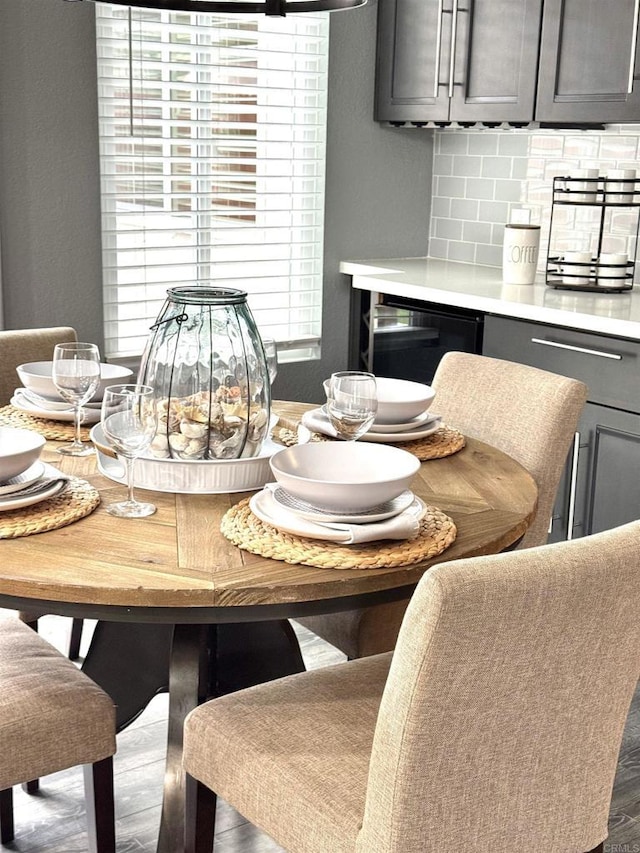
[138,286,271,461]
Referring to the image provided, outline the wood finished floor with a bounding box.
[2,613,640,852]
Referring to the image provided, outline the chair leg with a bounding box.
[68,618,84,660]
[185,773,217,853]
[0,788,14,844]
[83,757,116,853]
[22,779,39,793]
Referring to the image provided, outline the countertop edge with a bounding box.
[340,257,640,342]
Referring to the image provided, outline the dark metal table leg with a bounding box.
[158,624,209,853]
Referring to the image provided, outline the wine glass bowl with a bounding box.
[326,371,377,441]
[52,342,101,456]
[101,384,157,518]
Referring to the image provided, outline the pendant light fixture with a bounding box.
[63,0,367,15]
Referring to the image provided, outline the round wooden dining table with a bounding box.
[0,402,537,853]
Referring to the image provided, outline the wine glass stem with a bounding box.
[74,404,84,447]
[125,456,136,505]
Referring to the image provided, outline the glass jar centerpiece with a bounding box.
[138,286,271,461]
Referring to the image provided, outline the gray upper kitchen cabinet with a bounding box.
[536,0,640,123]
[375,0,543,124]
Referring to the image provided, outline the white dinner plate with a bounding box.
[10,395,102,425]
[13,388,102,411]
[368,409,438,433]
[0,461,46,495]
[250,488,426,543]
[0,477,68,512]
[268,484,415,524]
[302,408,442,443]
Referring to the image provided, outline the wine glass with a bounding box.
[327,371,377,441]
[262,338,278,385]
[101,384,158,518]
[52,342,101,456]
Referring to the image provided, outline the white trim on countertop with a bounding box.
[340,257,640,342]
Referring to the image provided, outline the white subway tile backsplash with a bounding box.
[451,197,479,220]
[453,155,482,177]
[447,241,475,263]
[466,177,495,199]
[430,125,640,270]
[482,157,512,178]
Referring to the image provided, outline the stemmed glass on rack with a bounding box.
[100,384,158,518]
[327,371,378,441]
[52,342,101,456]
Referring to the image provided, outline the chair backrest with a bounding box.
[431,351,588,548]
[0,326,77,406]
[357,520,640,852]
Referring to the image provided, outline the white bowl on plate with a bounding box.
[269,442,421,513]
[323,376,435,425]
[16,361,133,403]
[374,377,435,424]
[0,427,46,483]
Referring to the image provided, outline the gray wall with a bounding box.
[0,0,433,403]
[0,0,104,348]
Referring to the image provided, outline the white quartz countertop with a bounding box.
[340,257,640,341]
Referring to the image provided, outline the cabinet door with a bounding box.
[537,0,640,122]
[569,404,640,539]
[375,0,541,124]
[450,0,542,122]
[375,0,452,123]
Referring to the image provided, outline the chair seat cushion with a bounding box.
[0,619,116,789]
[184,652,393,853]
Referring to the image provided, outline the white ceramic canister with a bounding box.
[502,224,541,285]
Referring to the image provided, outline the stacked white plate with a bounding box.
[0,462,70,511]
[250,483,426,543]
[11,387,103,425]
[300,406,441,443]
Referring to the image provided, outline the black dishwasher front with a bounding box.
[366,294,484,384]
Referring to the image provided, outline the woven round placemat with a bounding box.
[393,425,466,461]
[0,405,91,442]
[0,478,100,539]
[221,497,457,570]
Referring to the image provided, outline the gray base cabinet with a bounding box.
[482,314,640,543]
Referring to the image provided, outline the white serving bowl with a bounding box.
[322,376,435,425]
[269,441,421,513]
[374,377,435,424]
[0,427,45,483]
[16,361,133,403]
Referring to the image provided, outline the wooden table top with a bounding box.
[0,402,538,621]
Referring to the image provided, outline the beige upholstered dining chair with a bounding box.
[0,325,77,407]
[183,520,640,853]
[296,351,589,659]
[0,326,86,658]
[0,618,116,850]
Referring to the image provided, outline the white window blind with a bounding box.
[95,4,328,361]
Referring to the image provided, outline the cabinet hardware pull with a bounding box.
[629,0,640,94]
[433,0,444,99]
[448,0,459,99]
[566,431,580,541]
[530,337,623,360]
